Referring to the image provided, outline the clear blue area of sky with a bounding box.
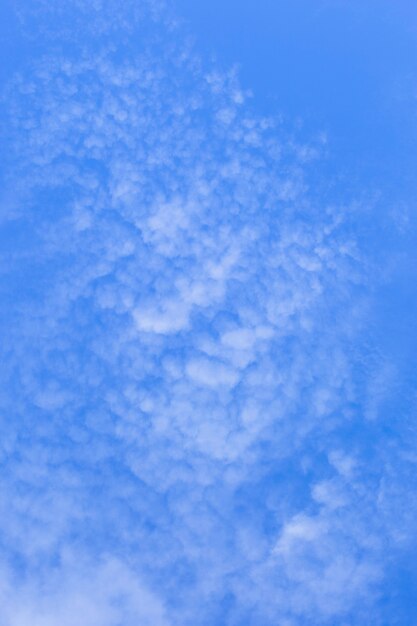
[176,0,417,195]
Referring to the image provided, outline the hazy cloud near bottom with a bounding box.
[0,1,415,624]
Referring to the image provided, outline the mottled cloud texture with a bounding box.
[0,1,416,624]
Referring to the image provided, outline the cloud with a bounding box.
[0,1,414,624]
[0,557,170,626]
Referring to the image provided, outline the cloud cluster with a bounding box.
[1,1,415,624]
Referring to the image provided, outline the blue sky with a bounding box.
[0,1,417,624]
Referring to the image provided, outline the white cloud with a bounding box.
[186,356,239,388]
[0,1,408,624]
[0,558,170,626]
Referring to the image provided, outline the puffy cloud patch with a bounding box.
[0,1,414,625]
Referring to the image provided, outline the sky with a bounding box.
[0,1,417,625]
